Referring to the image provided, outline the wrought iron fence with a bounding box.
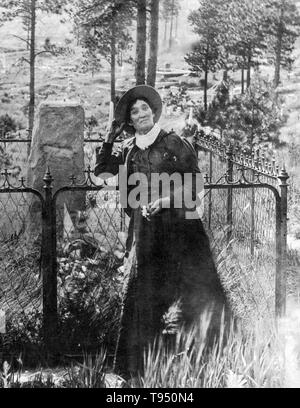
[0,173,43,364]
[0,128,107,185]
[0,131,289,363]
[0,130,30,186]
[193,130,288,320]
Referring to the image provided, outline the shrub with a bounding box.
[3,310,44,368]
[56,252,123,357]
[1,245,123,367]
[85,115,98,129]
[0,114,18,136]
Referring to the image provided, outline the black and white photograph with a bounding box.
[0,0,300,390]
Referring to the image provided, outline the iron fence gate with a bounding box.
[194,132,288,321]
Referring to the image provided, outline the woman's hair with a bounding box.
[125,97,155,124]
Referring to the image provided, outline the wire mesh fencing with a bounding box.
[0,183,43,365]
[202,184,278,323]
[53,184,129,359]
[195,132,287,323]
[0,130,30,185]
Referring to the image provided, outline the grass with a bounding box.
[0,310,286,388]
[63,351,107,388]
[134,312,284,388]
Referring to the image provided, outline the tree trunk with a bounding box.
[175,13,178,37]
[168,0,175,50]
[135,0,147,85]
[241,68,245,94]
[204,47,209,111]
[274,5,284,88]
[223,70,228,82]
[27,22,30,50]
[111,19,116,105]
[204,69,208,111]
[147,0,159,87]
[164,18,168,43]
[28,0,36,143]
[246,54,251,88]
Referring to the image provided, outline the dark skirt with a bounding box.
[114,208,229,378]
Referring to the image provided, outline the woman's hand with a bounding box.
[148,197,171,217]
[105,120,126,143]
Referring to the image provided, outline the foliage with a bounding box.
[0,0,68,20]
[1,248,123,365]
[162,85,193,113]
[226,0,269,72]
[0,114,18,136]
[185,41,222,76]
[185,0,225,73]
[0,361,22,388]
[264,0,300,85]
[135,314,284,388]
[0,0,69,44]
[184,0,300,89]
[0,360,58,388]
[184,0,228,109]
[63,351,107,388]
[194,76,286,152]
[2,314,42,370]
[161,0,181,20]
[0,0,70,136]
[56,252,123,355]
[197,80,231,132]
[72,0,135,66]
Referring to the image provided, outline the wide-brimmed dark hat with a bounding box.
[115,85,162,133]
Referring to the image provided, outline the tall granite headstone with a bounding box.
[26,101,86,240]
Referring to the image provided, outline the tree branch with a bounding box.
[18,56,30,64]
[11,34,31,47]
[34,49,59,58]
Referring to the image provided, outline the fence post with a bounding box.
[27,128,31,158]
[226,144,233,244]
[41,168,58,363]
[208,150,213,229]
[250,169,255,255]
[276,166,289,317]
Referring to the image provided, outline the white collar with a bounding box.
[135,123,161,150]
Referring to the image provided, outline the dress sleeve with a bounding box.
[94,142,125,178]
[164,133,203,209]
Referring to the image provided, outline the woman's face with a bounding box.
[129,99,155,134]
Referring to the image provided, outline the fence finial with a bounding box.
[278,165,289,185]
[43,167,53,186]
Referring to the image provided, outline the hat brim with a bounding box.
[115,85,162,133]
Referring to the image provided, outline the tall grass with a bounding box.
[0,309,291,388]
[63,351,107,388]
[135,311,284,388]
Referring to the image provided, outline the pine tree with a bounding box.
[195,76,285,153]
[161,0,180,48]
[72,0,135,103]
[0,0,68,139]
[264,0,300,87]
[185,0,225,111]
[228,0,269,89]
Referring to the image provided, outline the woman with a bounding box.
[95,85,229,379]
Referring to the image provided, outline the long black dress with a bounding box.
[95,129,229,378]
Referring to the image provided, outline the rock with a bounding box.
[26,101,86,239]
